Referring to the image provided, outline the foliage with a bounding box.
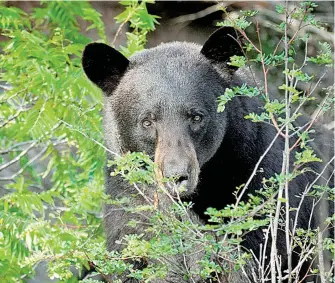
[108,152,156,185]
[218,84,263,112]
[114,0,160,57]
[0,0,333,283]
[0,0,158,282]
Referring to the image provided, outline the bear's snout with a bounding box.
[161,157,192,195]
[154,136,200,197]
[162,157,190,181]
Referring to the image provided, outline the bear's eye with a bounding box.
[142,119,153,128]
[192,115,202,123]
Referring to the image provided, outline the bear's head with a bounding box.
[82,27,243,196]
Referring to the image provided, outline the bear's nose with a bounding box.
[175,175,189,186]
[162,159,190,185]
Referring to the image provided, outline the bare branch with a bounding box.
[111,11,133,47]
[1,146,45,181]
[235,121,285,208]
[0,108,30,128]
[0,84,12,91]
[0,141,38,172]
[290,90,330,151]
[169,3,225,24]
[0,122,63,180]
[59,119,119,157]
[317,230,326,283]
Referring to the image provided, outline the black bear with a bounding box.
[82,27,334,282]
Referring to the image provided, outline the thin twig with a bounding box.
[0,84,12,90]
[0,141,38,172]
[0,108,30,128]
[59,119,119,157]
[289,91,330,151]
[235,123,285,208]
[169,3,225,24]
[317,230,326,283]
[0,146,47,181]
[111,11,133,46]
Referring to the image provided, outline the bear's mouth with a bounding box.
[165,174,198,198]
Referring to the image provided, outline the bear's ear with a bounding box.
[201,27,243,71]
[82,43,129,93]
